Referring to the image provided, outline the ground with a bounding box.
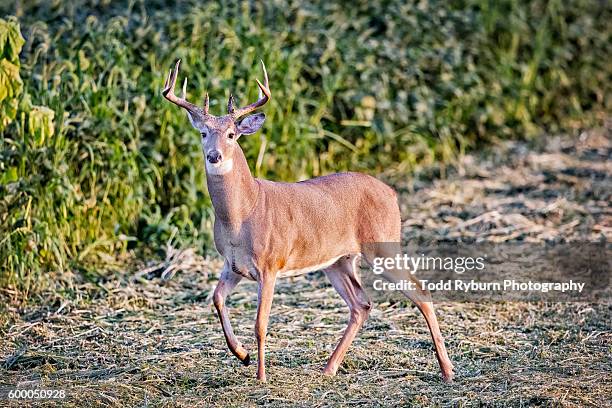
[1,129,610,407]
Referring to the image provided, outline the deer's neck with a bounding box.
[206,149,259,226]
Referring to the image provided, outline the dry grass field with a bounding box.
[1,130,610,407]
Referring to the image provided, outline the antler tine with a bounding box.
[203,93,209,115]
[261,59,269,92]
[227,94,236,115]
[256,60,269,100]
[161,59,202,114]
[230,60,271,119]
[164,69,172,89]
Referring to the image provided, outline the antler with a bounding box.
[228,60,271,119]
[162,59,209,115]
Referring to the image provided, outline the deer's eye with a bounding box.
[201,132,207,138]
[228,132,235,139]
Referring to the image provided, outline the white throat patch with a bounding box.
[206,158,234,176]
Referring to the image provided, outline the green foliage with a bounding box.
[0,17,24,131]
[0,0,609,298]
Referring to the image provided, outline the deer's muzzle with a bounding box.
[207,150,222,164]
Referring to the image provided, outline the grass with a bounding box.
[2,273,609,407]
[0,0,610,297]
[0,3,609,405]
[1,132,610,406]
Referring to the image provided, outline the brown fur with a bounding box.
[210,147,400,279]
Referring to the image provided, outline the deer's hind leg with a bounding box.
[362,243,455,383]
[322,254,372,376]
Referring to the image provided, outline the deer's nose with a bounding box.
[207,150,222,164]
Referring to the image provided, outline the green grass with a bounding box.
[0,0,610,298]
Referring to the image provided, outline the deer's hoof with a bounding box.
[442,370,454,384]
[322,366,337,377]
[242,354,251,366]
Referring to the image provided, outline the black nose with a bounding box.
[207,150,222,164]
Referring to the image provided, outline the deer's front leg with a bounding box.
[255,273,277,382]
[213,264,250,365]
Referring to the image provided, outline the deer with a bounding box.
[161,59,454,383]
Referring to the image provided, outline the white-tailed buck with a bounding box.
[162,60,454,383]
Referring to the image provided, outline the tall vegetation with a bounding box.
[0,0,609,298]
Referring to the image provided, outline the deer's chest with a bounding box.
[214,222,260,281]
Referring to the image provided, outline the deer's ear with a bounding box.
[236,113,266,136]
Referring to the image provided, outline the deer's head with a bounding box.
[162,60,270,176]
